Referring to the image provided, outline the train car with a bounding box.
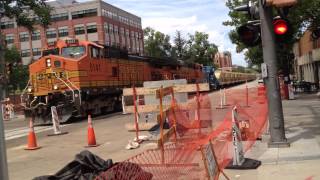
[214,69,256,87]
[21,39,204,124]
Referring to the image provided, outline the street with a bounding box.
[4,81,256,180]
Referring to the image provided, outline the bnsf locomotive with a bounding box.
[22,39,205,124]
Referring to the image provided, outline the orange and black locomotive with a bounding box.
[22,39,204,123]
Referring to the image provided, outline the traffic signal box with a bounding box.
[236,1,294,47]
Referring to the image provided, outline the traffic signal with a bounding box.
[237,24,261,47]
[273,19,288,35]
[273,18,292,42]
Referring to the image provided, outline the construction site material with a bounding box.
[33,150,113,180]
[225,106,261,169]
[86,115,99,147]
[48,106,68,136]
[125,122,157,131]
[98,85,268,179]
[25,117,41,150]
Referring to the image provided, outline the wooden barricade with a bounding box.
[123,83,209,146]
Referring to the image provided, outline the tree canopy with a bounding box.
[0,0,52,92]
[144,27,218,66]
[1,0,52,30]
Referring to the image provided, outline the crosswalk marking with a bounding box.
[5,125,67,141]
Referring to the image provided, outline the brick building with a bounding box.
[292,30,320,84]
[0,0,144,65]
[213,51,233,71]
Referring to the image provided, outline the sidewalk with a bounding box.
[225,93,320,180]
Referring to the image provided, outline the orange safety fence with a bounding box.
[96,85,268,179]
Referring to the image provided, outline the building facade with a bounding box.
[0,0,144,65]
[213,51,233,71]
[292,30,320,84]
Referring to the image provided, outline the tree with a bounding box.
[185,31,218,65]
[173,31,186,59]
[1,0,52,30]
[4,46,28,92]
[0,0,51,97]
[143,27,172,57]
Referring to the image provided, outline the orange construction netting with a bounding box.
[96,85,268,179]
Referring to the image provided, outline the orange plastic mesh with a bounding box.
[96,85,269,179]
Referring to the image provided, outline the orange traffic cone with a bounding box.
[25,118,41,150]
[85,115,99,147]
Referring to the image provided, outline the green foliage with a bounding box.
[8,65,29,92]
[4,46,20,63]
[173,31,186,59]
[143,28,218,66]
[1,0,52,30]
[143,27,172,57]
[184,32,218,65]
[288,0,320,38]
[4,46,28,91]
[0,0,52,93]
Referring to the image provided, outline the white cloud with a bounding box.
[82,0,248,66]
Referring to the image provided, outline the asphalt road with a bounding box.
[4,80,260,180]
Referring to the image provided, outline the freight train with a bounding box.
[21,39,256,124]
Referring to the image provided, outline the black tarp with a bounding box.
[33,150,113,180]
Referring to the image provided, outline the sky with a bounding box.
[84,0,247,66]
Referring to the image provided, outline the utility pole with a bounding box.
[259,0,289,147]
[0,1,9,179]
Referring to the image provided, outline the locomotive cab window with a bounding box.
[90,46,101,59]
[42,48,59,56]
[61,46,85,59]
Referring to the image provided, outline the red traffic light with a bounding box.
[273,19,288,35]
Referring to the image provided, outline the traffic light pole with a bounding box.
[0,7,9,179]
[259,0,289,148]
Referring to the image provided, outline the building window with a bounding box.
[31,31,41,41]
[51,13,68,22]
[114,26,119,35]
[71,8,97,19]
[46,30,56,39]
[120,27,125,36]
[21,49,31,57]
[75,26,85,35]
[19,33,29,42]
[1,21,14,29]
[87,25,97,34]
[109,24,113,34]
[5,35,14,44]
[104,23,109,33]
[58,28,69,37]
[125,29,129,37]
[32,48,41,56]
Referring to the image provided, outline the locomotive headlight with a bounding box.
[53,84,59,90]
[27,86,32,93]
[46,58,51,67]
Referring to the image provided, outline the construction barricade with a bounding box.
[97,85,269,179]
